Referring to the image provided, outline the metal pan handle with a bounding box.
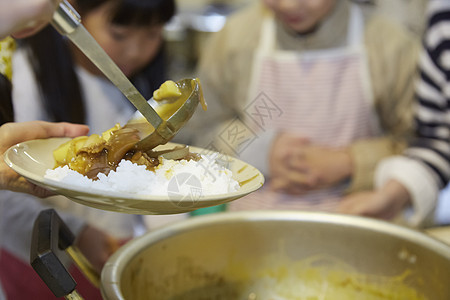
[30,209,87,299]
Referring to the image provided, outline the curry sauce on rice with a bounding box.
[45,79,238,195]
[51,123,200,180]
[46,125,239,196]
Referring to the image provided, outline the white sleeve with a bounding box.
[11,48,48,122]
[375,155,440,226]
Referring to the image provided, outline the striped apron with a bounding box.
[229,5,381,212]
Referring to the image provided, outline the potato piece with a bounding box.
[53,136,88,166]
[66,136,88,163]
[79,134,105,153]
[153,80,181,101]
[102,123,121,141]
[72,136,89,152]
[68,154,90,174]
[53,140,72,165]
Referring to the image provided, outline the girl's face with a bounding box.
[79,2,163,77]
[263,0,337,34]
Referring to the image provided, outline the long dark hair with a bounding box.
[0,74,13,124]
[17,0,175,124]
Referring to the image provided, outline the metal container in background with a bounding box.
[101,211,450,299]
[164,1,251,79]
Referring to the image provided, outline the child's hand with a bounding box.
[269,132,311,193]
[270,132,352,194]
[1,0,62,39]
[338,180,411,220]
[0,121,89,197]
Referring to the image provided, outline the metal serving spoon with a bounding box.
[126,78,204,149]
[51,1,201,149]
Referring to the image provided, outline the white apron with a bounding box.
[230,5,381,212]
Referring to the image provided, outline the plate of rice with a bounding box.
[4,138,264,215]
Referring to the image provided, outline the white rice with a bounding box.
[44,154,239,196]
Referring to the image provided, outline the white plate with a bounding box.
[4,138,264,214]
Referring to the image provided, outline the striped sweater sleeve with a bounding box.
[375,1,450,226]
[408,1,450,189]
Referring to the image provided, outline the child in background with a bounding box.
[338,0,450,227]
[0,0,175,299]
[175,0,421,218]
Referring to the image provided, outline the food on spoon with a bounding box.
[125,78,207,140]
[153,80,182,101]
[153,78,206,121]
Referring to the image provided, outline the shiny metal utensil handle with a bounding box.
[51,0,166,134]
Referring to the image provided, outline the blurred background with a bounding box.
[165,0,428,80]
[161,0,450,227]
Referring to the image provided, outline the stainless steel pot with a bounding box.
[100,211,450,299]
